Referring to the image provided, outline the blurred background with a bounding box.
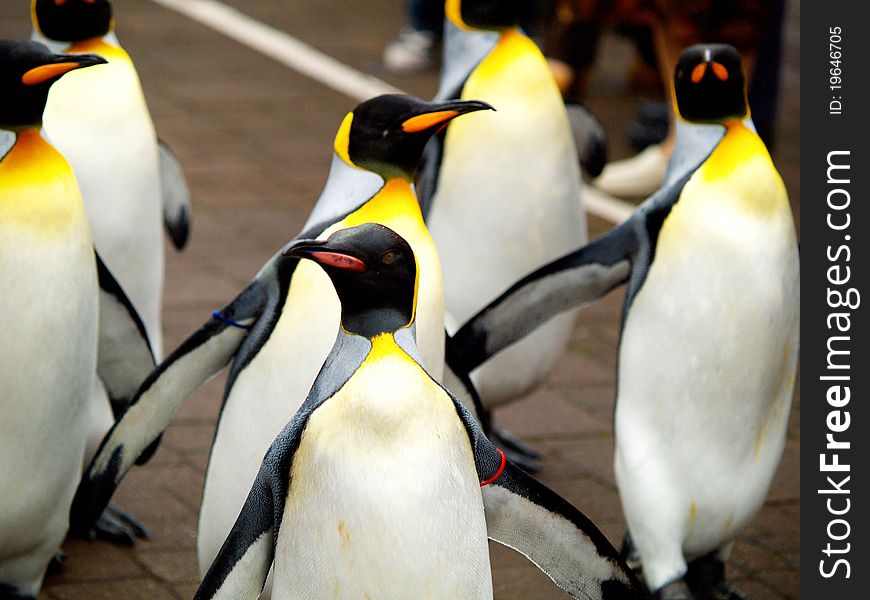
[1,1,799,598]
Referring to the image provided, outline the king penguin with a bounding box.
[32,0,193,368]
[419,0,589,455]
[68,94,491,594]
[445,44,799,599]
[193,222,646,600]
[0,40,154,599]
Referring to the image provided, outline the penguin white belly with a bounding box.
[199,201,445,576]
[197,260,340,574]
[43,49,164,357]
[273,352,492,599]
[0,217,97,593]
[613,160,799,587]
[427,32,586,405]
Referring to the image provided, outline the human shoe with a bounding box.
[382,27,439,74]
[592,144,668,198]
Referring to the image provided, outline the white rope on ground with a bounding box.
[149,0,402,101]
[148,0,636,224]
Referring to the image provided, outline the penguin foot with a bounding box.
[0,583,35,600]
[92,505,149,546]
[656,580,692,600]
[46,551,66,576]
[685,555,747,600]
[619,532,643,571]
[490,426,542,472]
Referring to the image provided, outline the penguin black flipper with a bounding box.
[446,166,699,378]
[158,139,192,250]
[443,351,543,472]
[94,250,156,418]
[416,130,444,219]
[69,269,272,537]
[194,462,278,600]
[447,396,647,599]
[482,461,648,599]
[445,218,637,376]
[195,331,369,600]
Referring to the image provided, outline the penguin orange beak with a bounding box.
[283,240,368,272]
[21,53,107,86]
[401,99,493,133]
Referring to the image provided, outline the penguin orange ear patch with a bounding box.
[711,62,729,81]
[308,251,367,272]
[21,62,81,86]
[690,63,707,84]
[401,111,459,133]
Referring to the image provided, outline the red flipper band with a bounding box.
[480,449,506,487]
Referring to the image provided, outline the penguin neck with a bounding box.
[357,327,423,370]
[301,153,386,233]
[470,26,541,82]
[497,27,524,43]
[340,309,413,340]
[342,178,424,230]
[67,35,126,61]
[0,128,69,178]
[701,119,770,182]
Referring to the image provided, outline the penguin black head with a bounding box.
[674,44,747,124]
[333,94,493,180]
[446,0,524,31]
[0,40,106,130]
[283,223,418,339]
[32,0,114,43]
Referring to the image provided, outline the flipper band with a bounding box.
[212,310,252,330]
[480,448,506,487]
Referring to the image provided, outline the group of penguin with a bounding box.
[0,1,799,599]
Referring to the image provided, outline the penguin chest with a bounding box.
[42,46,163,343]
[274,354,492,599]
[43,47,160,222]
[615,148,799,545]
[0,140,97,557]
[427,32,585,403]
[429,30,586,322]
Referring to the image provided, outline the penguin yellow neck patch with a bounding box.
[0,129,83,233]
[333,112,358,169]
[341,179,423,230]
[366,333,409,364]
[465,28,543,90]
[445,0,471,31]
[700,121,776,185]
[67,37,129,63]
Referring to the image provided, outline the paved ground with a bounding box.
[1,0,800,598]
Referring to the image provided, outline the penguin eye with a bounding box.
[382,251,399,265]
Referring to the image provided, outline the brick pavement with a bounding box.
[0,1,800,598]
